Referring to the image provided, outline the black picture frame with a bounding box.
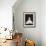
[23,12,36,28]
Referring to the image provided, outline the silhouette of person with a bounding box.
[26,17,33,25]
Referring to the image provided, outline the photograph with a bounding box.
[23,12,36,28]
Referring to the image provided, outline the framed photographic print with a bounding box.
[23,12,36,28]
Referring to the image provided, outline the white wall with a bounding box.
[41,0,46,46]
[0,0,16,29]
[13,0,46,46]
[13,0,41,46]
